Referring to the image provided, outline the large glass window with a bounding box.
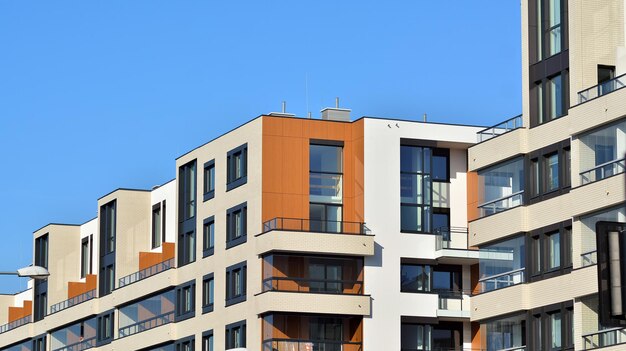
[119,290,175,337]
[486,314,526,351]
[401,322,462,351]
[310,142,344,233]
[579,119,626,185]
[479,236,526,292]
[401,264,431,293]
[548,0,561,56]
[478,158,524,217]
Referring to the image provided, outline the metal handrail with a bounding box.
[262,338,362,351]
[477,115,523,142]
[0,314,31,334]
[581,250,598,267]
[434,226,469,250]
[582,326,626,338]
[49,289,96,315]
[478,267,525,282]
[262,276,363,294]
[578,73,626,104]
[478,191,524,208]
[118,258,174,288]
[51,336,96,351]
[579,158,625,185]
[262,217,368,235]
[118,311,175,338]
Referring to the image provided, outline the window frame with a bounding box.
[528,220,572,282]
[400,260,433,293]
[203,159,215,201]
[152,203,163,249]
[526,139,571,204]
[202,216,215,257]
[225,261,247,306]
[175,335,195,351]
[202,273,214,314]
[202,330,214,351]
[226,143,248,191]
[175,280,196,322]
[225,320,246,349]
[96,309,115,346]
[81,236,90,279]
[226,202,247,249]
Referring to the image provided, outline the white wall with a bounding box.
[150,179,176,244]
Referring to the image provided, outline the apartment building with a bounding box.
[467,0,626,350]
[0,110,482,351]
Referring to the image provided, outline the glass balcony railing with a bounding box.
[437,289,470,312]
[118,311,175,338]
[262,217,369,235]
[582,327,626,350]
[49,289,96,315]
[478,268,525,293]
[477,115,523,142]
[309,172,343,203]
[434,227,470,250]
[581,250,597,267]
[262,277,363,295]
[580,158,625,185]
[578,73,626,104]
[118,258,174,288]
[262,338,362,351]
[478,191,524,217]
[52,337,97,351]
[0,314,31,334]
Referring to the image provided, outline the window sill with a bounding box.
[203,191,215,202]
[225,295,246,307]
[203,248,214,258]
[226,235,247,250]
[226,176,247,192]
[202,304,214,314]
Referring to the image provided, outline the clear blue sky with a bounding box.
[0,1,521,293]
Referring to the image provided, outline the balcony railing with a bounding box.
[478,267,525,293]
[262,338,362,351]
[0,314,31,334]
[434,227,469,250]
[310,172,342,204]
[581,250,597,267]
[478,191,524,217]
[52,336,96,351]
[437,289,470,311]
[118,258,174,288]
[262,217,370,235]
[578,73,626,104]
[579,158,625,185]
[582,326,626,350]
[49,289,96,315]
[118,311,175,338]
[477,115,523,142]
[262,277,363,295]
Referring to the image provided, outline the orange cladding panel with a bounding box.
[467,171,480,222]
[7,300,32,322]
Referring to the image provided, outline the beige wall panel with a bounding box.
[109,322,175,350]
[569,88,626,137]
[471,284,529,321]
[255,231,375,257]
[469,207,526,247]
[469,128,527,172]
[256,291,371,316]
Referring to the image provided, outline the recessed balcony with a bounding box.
[578,73,626,104]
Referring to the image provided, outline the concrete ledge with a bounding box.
[256,230,375,257]
[255,291,371,316]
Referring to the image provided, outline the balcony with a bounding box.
[118,258,174,288]
[436,290,471,319]
[578,73,626,104]
[581,250,597,267]
[49,289,96,315]
[262,277,363,295]
[262,339,362,351]
[0,314,30,334]
[118,311,174,338]
[478,191,524,217]
[477,114,523,142]
[582,327,626,350]
[52,337,96,351]
[478,268,525,293]
[580,158,625,186]
[263,217,369,235]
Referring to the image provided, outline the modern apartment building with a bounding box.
[467,0,626,350]
[0,109,483,351]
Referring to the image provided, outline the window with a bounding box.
[529,221,572,281]
[101,200,116,254]
[548,74,563,120]
[579,119,626,185]
[486,314,526,351]
[544,153,559,192]
[547,231,561,269]
[226,261,246,306]
[34,291,46,322]
[309,203,343,233]
[598,65,616,95]
[179,160,196,221]
[227,143,247,191]
[550,312,562,349]
[477,157,525,217]
[547,0,561,56]
[532,0,565,62]
[401,263,431,293]
[528,303,573,351]
[203,159,215,201]
[528,140,570,203]
[432,149,450,181]
[51,316,98,351]
[35,234,49,269]
[530,158,540,197]
[562,148,571,187]
[175,336,195,351]
[479,236,526,292]
[202,330,214,351]
[176,280,195,321]
[102,264,115,295]
[152,203,162,249]
[202,216,215,257]
[81,237,90,278]
[533,72,569,125]
[226,203,247,249]
[100,200,117,297]
[32,334,46,351]
[97,310,114,345]
[178,229,196,266]
[225,320,246,349]
[310,142,344,233]
[202,273,214,313]
[401,321,463,351]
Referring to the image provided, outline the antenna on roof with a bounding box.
[423,113,427,122]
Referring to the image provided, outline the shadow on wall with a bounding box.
[365,242,384,267]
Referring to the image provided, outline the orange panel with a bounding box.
[7,300,32,322]
[85,274,97,291]
[162,242,175,260]
[139,252,162,271]
[467,171,480,222]
[471,263,481,295]
[471,321,483,350]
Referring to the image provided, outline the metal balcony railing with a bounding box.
[478,268,525,293]
[578,73,626,104]
[434,227,470,250]
[118,258,174,288]
[262,217,370,235]
[262,338,362,351]
[49,289,96,315]
[478,191,524,217]
[51,336,96,351]
[582,326,626,350]
[581,250,597,267]
[436,289,471,311]
[118,311,175,338]
[0,314,31,334]
[579,158,625,185]
[262,277,363,295]
[477,115,523,142]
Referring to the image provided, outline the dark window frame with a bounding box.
[32,334,46,351]
[178,228,196,267]
[35,234,49,269]
[226,143,248,191]
[226,202,247,249]
[528,220,572,282]
[400,260,433,293]
[203,216,215,257]
[203,159,215,201]
[202,273,214,314]
[175,335,195,351]
[529,301,574,351]
[96,309,115,346]
[81,236,90,278]
[176,280,196,322]
[202,329,214,351]
[225,320,246,349]
[526,139,571,205]
[225,261,247,306]
[152,202,163,249]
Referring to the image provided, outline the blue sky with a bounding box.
[0,1,521,292]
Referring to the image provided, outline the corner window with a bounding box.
[225,320,246,349]
[226,144,247,191]
[226,261,246,306]
[532,72,569,126]
[176,280,195,321]
[152,203,162,249]
[202,216,215,257]
[203,159,215,201]
[226,203,247,249]
[202,273,214,314]
[202,330,214,351]
[579,119,626,185]
[486,314,526,351]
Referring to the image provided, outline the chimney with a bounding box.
[268,101,296,117]
[320,97,351,122]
